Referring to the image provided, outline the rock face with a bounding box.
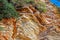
[39,0,60,40]
[0,14,40,40]
[0,0,60,40]
[16,14,40,40]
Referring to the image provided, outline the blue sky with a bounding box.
[50,0,60,8]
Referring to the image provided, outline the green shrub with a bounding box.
[0,0,19,20]
[34,1,47,13]
[13,0,47,13]
[0,27,4,31]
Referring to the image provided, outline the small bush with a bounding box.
[13,0,47,13]
[0,0,19,20]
